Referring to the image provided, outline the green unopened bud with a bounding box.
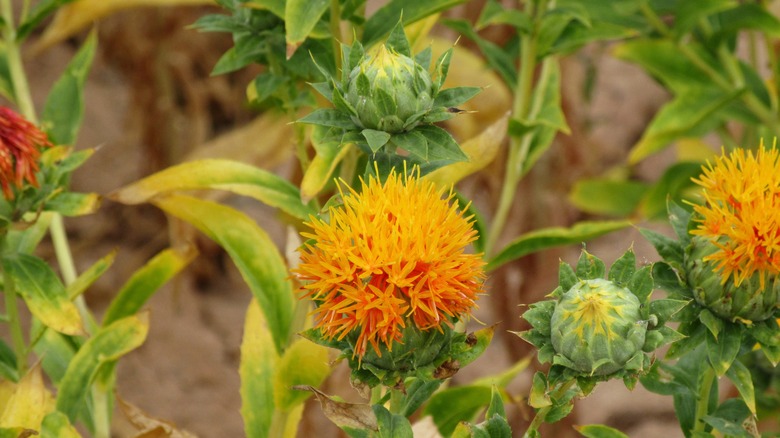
[686,235,780,322]
[550,279,646,376]
[345,45,434,133]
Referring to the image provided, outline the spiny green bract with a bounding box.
[686,235,780,323]
[298,21,480,172]
[519,249,685,387]
[345,44,434,133]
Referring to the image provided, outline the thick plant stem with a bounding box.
[485,1,540,256]
[523,380,575,438]
[693,366,717,435]
[2,259,27,376]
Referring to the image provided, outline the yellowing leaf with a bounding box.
[273,339,330,412]
[240,298,279,437]
[110,159,314,220]
[0,364,54,431]
[118,395,197,437]
[3,253,85,336]
[425,112,508,187]
[40,412,81,438]
[35,0,214,51]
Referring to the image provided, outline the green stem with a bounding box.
[330,0,342,71]
[0,0,35,122]
[485,1,541,256]
[389,387,403,414]
[523,380,575,438]
[2,252,27,376]
[693,366,717,434]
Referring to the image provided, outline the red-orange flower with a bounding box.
[0,107,52,199]
[690,143,780,289]
[294,169,485,359]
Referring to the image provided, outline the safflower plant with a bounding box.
[9,0,780,437]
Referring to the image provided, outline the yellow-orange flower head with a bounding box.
[690,143,780,290]
[294,170,485,359]
[0,107,52,199]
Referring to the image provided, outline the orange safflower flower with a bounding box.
[690,143,780,289]
[294,169,485,359]
[0,107,52,199]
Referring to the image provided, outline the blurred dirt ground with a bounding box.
[17,4,696,438]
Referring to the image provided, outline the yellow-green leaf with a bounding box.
[301,127,354,201]
[67,250,117,300]
[3,253,85,336]
[152,194,294,354]
[102,245,197,327]
[425,112,508,187]
[487,221,632,271]
[0,364,53,430]
[285,0,328,58]
[41,412,81,438]
[240,298,279,437]
[35,0,214,51]
[273,339,330,412]
[56,312,149,422]
[110,159,314,220]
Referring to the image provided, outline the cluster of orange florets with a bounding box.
[0,107,51,199]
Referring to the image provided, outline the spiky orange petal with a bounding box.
[294,169,485,359]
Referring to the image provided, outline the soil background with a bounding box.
[16,2,713,437]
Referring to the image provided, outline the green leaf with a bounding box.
[151,194,294,354]
[285,0,329,57]
[56,312,149,422]
[575,424,629,438]
[102,246,196,326]
[416,124,467,163]
[698,308,724,340]
[298,108,356,129]
[702,398,752,438]
[673,0,737,36]
[41,29,97,145]
[6,212,53,254]
[423,385,492,436]
[374,404,413,438]
[110,158,315,220]
[716,3,780,36]
[17,0,76,41]
[399,379,442,417]
[362,129,392,153]
[628,265,653,304]
[607,249,636,287]
[706,323,741,376]
[0,339,18,382]
[362,0,468,48]
[392,130,428,160]
[725,359,756,415]
[528,372,552,410]
[568,179,648,217]
[485,386,506,419]
[639,228,683,267]
[273,339,330,412]
[240,298,278,437]
[434,86,482,108]
[385,20,411,57]
[628,89,740,164]
[576,250,606,280]
[487,220,631,271]
[649,299,689,326]
[613,40,721,95]
[44,192,100,217]
[67,250,116,301]
[41,411,81,438]
[3,253,84,336]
